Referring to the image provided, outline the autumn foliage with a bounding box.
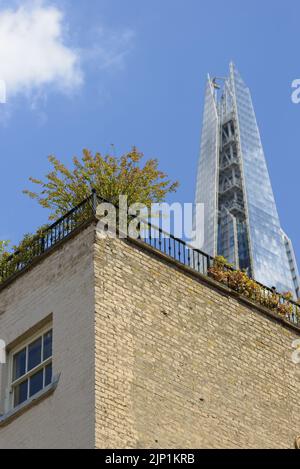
[208,256,296,319]
[23,147,179,221]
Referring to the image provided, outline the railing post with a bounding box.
[207,255,212,273]
[41,236,45,254]
[91,188,97,214]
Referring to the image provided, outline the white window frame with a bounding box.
[8,326,53,410]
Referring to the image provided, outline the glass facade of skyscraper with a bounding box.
[195,63,300,297]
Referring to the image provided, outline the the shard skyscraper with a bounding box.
[195,62,300,297]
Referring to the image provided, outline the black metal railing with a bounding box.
[139,220,212,276]
[0,192,98,285]
[0,192,299,328]
[139,220,300,326]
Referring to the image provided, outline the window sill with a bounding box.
[0,374,60,428]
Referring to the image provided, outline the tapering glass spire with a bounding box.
[195,63,300,297]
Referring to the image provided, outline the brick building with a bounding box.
[0,199,300,449]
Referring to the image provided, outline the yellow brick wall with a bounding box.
[94,232,300,449]
[1,223,299,449]
[0,225,96,449]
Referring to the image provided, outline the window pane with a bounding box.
[13,348,26,381]
[29,369,44,397]
[14,379,28,407]
[43,330,52,361]
[28,337,42,371]
[45,363,52,386]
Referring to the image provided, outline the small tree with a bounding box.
[0,240,9,258]
[24,147,179,220]
[0,241,10,283]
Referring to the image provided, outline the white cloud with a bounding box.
[0,0,135,116]
[0,1,83,98]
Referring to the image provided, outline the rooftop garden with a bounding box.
[0,146,178,285]
[208,256,300,324]
[0,147,299,329]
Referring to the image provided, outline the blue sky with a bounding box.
[1,0,300,261]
